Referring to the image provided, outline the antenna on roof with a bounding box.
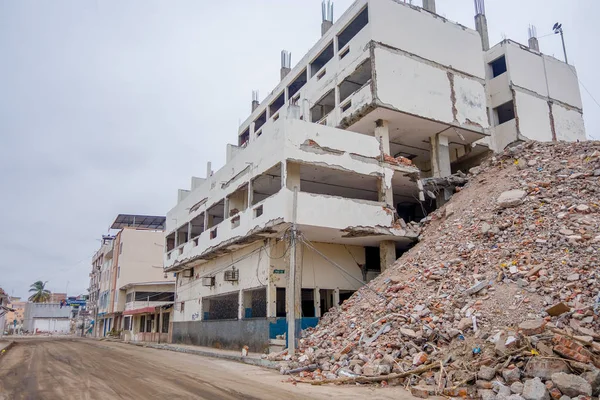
[474,0,485,15]
[251,90,259,112]
[321,1,334,36]
[280,50,292,80]
[474,0,489,50]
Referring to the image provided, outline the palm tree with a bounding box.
[28,281,51,303]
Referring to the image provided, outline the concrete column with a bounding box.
[238,290,244,320]
[422,0,436,13]
[247,180,254,209]
[249,122,256,142]
[378,176,394,206]
[474,14,490,51]
[528,37,540,52]
[379,241,396,272]
[187,222,192,242]
[314,287,321,317]
[203,212,209,231]
[285,162,301,190]
[333,288,340,306]
[374,119,390,155]
[266,240,278,318]
[430,133,451,178]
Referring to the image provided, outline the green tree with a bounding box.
[28,281,51,303]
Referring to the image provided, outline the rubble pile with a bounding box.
[283,141,600,398]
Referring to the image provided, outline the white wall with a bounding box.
[369,0,484,79]
[375,49,453,123]
[514,91,553,142]
[33,318,70,334]
[116,229,169,290]
[505,42,548,97]
[544,56,583,109]
[552,104,586,142]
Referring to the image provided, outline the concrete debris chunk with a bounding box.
[551,372,592,397]
[497,189,527,208]
[545,302,570,317]
[522,378,550,400]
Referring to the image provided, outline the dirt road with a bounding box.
[0,338,418,399]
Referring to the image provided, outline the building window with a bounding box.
[310,89,335,123]
[337,6,368,50]
[287,68,307,100]
[125,293,133,303]
[338,58,372,103]
[489,56,507,78]
[161,313,170,333]
[140,315,146,332]
[123,316,131,331]
[269,91,285,118]
[146,315,153,333]
[494,100,515,125]
[310,41,334,77]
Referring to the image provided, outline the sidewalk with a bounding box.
[98,337,280,370]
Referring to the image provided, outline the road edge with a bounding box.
[97,339,281,370]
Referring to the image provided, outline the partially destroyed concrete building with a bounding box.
[164,0,585,351]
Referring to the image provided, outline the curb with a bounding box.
[0,341,15,355]
[97,338,279,370]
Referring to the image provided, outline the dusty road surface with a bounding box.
[0,338,420,400]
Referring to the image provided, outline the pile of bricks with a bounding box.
[275,140,600,398]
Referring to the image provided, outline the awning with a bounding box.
[123,306,157,316]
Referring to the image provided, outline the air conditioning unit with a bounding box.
[202,276,215,287]
[182,269,193,278]
[224,268,239,282]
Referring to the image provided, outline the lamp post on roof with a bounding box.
[553,22,568,64]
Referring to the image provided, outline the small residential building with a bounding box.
[5,297,26,333]
[121,282,174,343]
[88,214,174,342]
[164,0,585,352]
[23,303,72,334]
[48,293,67,303]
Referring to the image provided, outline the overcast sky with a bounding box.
[1,0,598,299]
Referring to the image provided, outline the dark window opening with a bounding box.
[339,290,354,304]
[134,292,175,302]
[203,292,239,320]
[338,6,369,50]
[166,232,175,252]
[341,100,352,112]
[339,58,372,103]
[176,223,188,246]
[123,316,131,331]
[288,68,307,100]
[251,163,282,205]
[239,128,250,147]
[190,212,205,240]
[146,314,154,333]
[254,110,267,132]
[126,293,133,303]
[301,289,315,317]
[317,69,326,80]
[339,47,350,59]
[140,315,146,332]
[494,100,515,125]
[276,288,286,318]
[206,199,225,229]
[310,89,335,123]
[310,41,334,77]
[490,56,507,78]
[299,163,379,201]
[254,205,263,218]
[269,91,285,117]
[364,247,380,273]
[319,289,335,316]
[161,313,170,333]
[243,288,267,319]
[227,184,248,217]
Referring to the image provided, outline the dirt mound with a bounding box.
[282,141,600,396]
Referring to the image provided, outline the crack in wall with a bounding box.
[447,72,458,123]
[548,101,557,141]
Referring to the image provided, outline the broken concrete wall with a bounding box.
[369,0,484,79]
[514,91,553,142]
[552,104,586,142]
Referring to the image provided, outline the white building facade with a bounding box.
[165,0,585,352]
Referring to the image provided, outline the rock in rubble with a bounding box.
[479,365,497,381]
[581,369,600,396]
[551,372,592,397]
[503,368,522,384]
[518,319,546,335]
[497,189,526,208]
[524,358,570,380]
[523,378,550,400]
[511,382,524,394]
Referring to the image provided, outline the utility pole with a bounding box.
[553,22,568,64]
[286,187,300,353]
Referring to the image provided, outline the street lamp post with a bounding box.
[553,22,568,64]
